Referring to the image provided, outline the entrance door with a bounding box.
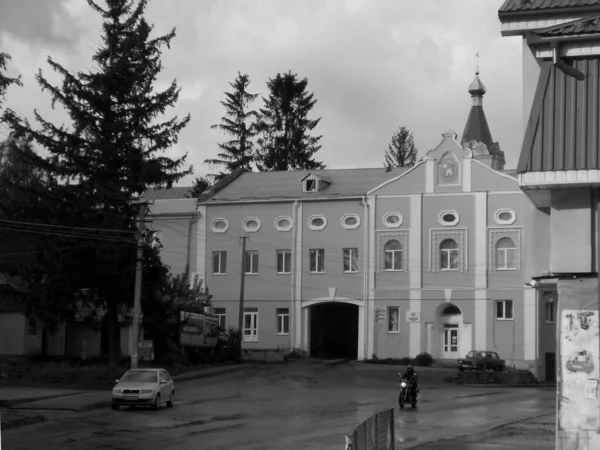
[442,325,459,359]
[545,352,556,382]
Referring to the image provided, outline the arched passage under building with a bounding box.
[309,302,359,359]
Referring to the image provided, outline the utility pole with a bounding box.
[131,201,148,370]
[237,235,248,360]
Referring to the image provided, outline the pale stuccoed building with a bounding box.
[144,70,558,380]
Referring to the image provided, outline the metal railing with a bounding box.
[344,408,395,450]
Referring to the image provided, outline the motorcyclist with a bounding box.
[400,365,420,400]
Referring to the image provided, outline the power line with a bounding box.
[0,218,139,234]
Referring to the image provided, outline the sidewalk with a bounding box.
[0,363,245,430]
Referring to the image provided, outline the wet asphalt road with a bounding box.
[2,361,555,450]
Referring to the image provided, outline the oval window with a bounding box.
[246,219,258,229]
[442,213,456,223]
[213,220,226,229]
[277,218,290,228]
[498,211,512,221]
[344,216,357,226]
[386,215,400,224]
[311,217,324,227]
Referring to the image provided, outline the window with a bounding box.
[342,214,360,230]
[438,210,459,226]
[276,308,290,335]
[310,249,325,273]
[214,308,226,329]
[277,250,292,274]
[545,300,556,323]
[242,217,261,233]
[27,317,38,337]
[243,308,258,342]
[496,300,514,320]
[308,215,327,231]
[211,218,229,233]
[244,250,259,274]
[213,251,227,274]
[275,216,293,232]
[387,307,399,333]
[383,212,403,228]
[384,240,403,271]
[305,179,316,192]
[496,237,517,270]
[494,209,517,225]
[440,239,459,270]
[343,248,359,273]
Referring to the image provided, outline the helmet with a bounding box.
[407,365,414,372]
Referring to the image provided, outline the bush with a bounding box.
[414,352,434,367]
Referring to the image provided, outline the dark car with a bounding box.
[457,350,505,372]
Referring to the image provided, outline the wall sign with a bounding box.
[406,311,420,323]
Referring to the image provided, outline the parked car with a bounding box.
[457,350,505,372]
[111,368,175,411]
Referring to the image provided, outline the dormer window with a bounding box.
[301,173,331,193]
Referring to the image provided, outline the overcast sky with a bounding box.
[1,0,523,186]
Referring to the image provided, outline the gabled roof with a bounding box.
[200,168,407,203]
[143,186,193,200]
[533,14,600,37]
[517,59,600,173]
[499,0,600,15]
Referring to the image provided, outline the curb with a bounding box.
[321,359,353,366]
[457,383,555,388]
[0,413,47,431]
[173,365,245,382]
[0,391,85,408]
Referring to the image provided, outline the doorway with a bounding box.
[545,352,556,382]
[309,302,359,359]
[442,325,459,359]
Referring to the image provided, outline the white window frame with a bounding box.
[384,240,403,271]
[214,308,226,329]
[211,218,229,233]
[343,248,359,273]
[243,309,258,342]
[308,215,327,231]
[495,237,517,271]
[341,214,360,230]
[438,210,460,227]
[310,249,325,273]
[276,308,290,335]
[387,306,400,333]
[494,209,517,225]
[488,228,523,272]
[440,239,460,271]
[496,300,514,321]
[383,212,403,228]
[212,251,227,275]
[545,300,556,323]
[27,317,39,337]
[276,249,292,274]
[274,216,293,232]
[304,178,317,192]
[244,250,259,274]
[242,217,261,233]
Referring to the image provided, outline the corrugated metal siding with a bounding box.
[500,0,600,13]
[524,58,600,172]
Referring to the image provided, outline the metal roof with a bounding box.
[201,168,408,202]
[499,0,600,14]
[143,186,193,200]
[517,59,600,173]
[534,14,600,36]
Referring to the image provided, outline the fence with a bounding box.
[344,408,395,450]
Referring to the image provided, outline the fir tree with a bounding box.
[0,53,22,110]
[3,0,191,368]
[383,126,418,171]
[186,176,210,198]
[205,72,259,181]
[256,71,324,171]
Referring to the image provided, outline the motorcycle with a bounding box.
[398,375,418,409]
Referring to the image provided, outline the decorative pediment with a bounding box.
[425,130,473,162]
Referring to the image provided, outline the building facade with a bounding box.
[146,73,552,376]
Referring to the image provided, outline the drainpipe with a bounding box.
[291,201,300,353]
[186,214,199,276]
[552,41,585,81]
[363,197,369,360]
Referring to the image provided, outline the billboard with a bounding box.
[180,311,219,348]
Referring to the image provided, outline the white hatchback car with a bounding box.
[111,368,175,411]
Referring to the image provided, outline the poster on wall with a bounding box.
[558,309,600,450]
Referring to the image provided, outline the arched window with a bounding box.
[384,240,403,271]
[442,305,461,316]
[440,239,459,270]
[496,237,517,270]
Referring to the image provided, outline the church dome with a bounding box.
[468,73,486,97]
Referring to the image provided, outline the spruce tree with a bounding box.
[383,126,418,171]
[205,72,259,181]
[3,0,191,367]
[256,71,324,171]
[187,175,210,198]
[0,53,22,109]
